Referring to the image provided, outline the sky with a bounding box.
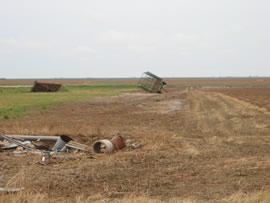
[0,0,269,78]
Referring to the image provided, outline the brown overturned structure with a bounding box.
[138,71,167,93]
[31,81,62,92]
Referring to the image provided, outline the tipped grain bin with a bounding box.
[138,72,166,93]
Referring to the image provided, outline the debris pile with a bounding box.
[0,134,89,153]
[0,134,141,196]
[0,134,136,155]
[138,71,167,93]
[31,81,62,92]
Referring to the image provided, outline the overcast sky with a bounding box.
[0,0,269,78]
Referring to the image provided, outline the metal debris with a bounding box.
[2,141,32,150]
[1,133,131,156]
[0,134,89,153]
[93,139,115,153]
[111,136,126,150]
[131,143,142,149]
[0,187,24,194]
[138,71,167,93]
[0,134,48,152]
[126,139,142,149]
[66,141,90,152]
[93,136,127,154]
[52,135,73,152]
[7,135,59,141]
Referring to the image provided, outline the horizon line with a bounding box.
[1,76,270,80]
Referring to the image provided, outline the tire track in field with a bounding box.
[186,89,270,153]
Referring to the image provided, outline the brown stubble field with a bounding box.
[1,78,270,202]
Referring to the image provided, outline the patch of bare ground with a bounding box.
[1,87,270,202]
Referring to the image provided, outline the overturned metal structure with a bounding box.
[31,81,62,92]
[138,72,166,93]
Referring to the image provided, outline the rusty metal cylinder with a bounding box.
[111,136,126,150]
[93,139,114,153]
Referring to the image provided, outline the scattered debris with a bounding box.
[0,134,89,153]
[93,139,115,153]
[42,156,46,162]
[31,81,62,92]
[138,71,167,93]
[7,135,59,141]
[111,136,126,150]
[1,133,133,156]
[2,141,32,150]
[0,187,24,194]
[52,135,73,152]
[93,136,126,154]
[66,141,90,152]
[126,139,142,149]
[131,143,142,149]
[0,134,46,152]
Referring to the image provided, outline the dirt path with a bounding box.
[1,88,270,202]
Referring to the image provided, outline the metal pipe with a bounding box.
[0,187,24,194]
[52,135,72,152]
[6,135,59,141]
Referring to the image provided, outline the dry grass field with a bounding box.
[1,78,270,202]
[206,87,270,111]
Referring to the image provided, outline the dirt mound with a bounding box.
[31,81,62,92]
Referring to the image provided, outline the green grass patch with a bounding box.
[0,85,137,120]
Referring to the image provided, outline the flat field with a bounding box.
[206,87,270,111]
[0,83,136,120]
[1,78,270,202]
